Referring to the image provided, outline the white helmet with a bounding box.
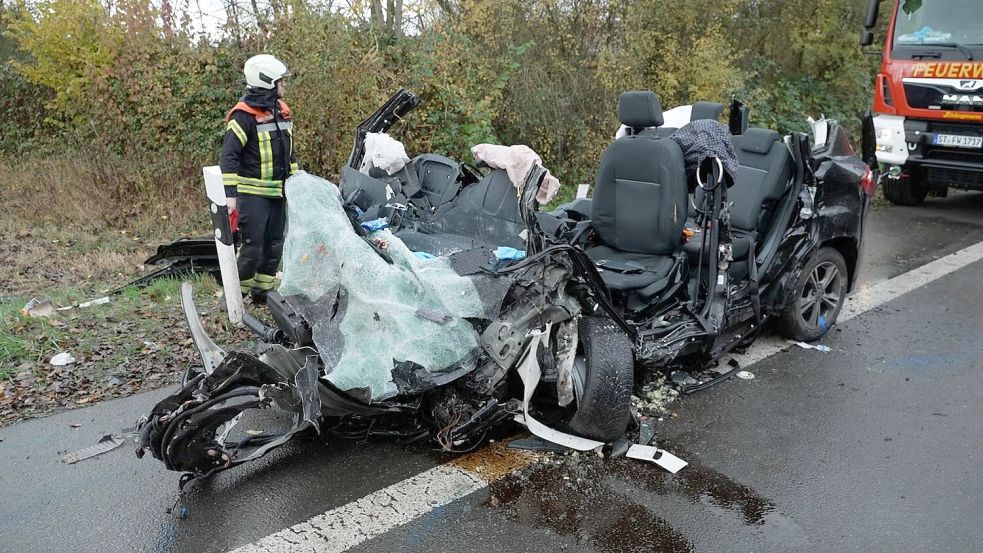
[243,54,290,89]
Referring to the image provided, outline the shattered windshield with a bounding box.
[278,172,488,400]
[893,0,983,49]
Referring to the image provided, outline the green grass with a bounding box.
[0,275,220,380]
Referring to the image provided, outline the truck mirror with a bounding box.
[860,29,875,47]
[864,0,881,29]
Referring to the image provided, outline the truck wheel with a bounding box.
[882,174,927,206]
[568,316,634,442]
[777,247,848,342]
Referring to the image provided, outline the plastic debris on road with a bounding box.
[494,246,526,261]
[736,371,755,380]
[626,444,688,473]
[50,352,76,366]
[794,341,831,353]
[62,434,126,464]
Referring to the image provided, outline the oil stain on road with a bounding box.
[485,441,808,552]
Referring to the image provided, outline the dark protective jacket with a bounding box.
[220,90,298,198]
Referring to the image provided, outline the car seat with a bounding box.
[587,91,688,304]
[684,128,793,279]
[642,101,725,138]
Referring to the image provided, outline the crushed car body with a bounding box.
[136,89,876,483]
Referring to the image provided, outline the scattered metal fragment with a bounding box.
[670,371,698,387]
[638,417,656,446]
[681,359,743,395]
[609,437,632,458]
[110,237,221,294]
[62,434,126,464]
[21,298,54,318]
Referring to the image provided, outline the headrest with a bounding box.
[690,101,724,122]
[618,91,664,129]
[737,128,781,154]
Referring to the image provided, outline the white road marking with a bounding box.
[232,465,487,553]
[233,240,983,553]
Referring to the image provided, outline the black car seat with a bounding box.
[587,91,688,302]
[690,101,724,122]
[683,128,793,279]
[396,168,528,254]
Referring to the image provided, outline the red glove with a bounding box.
[229,208,240,233]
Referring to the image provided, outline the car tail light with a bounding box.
[860,167,877,196]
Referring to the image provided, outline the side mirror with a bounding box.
[860,111,877,169]
[728,98,749,135]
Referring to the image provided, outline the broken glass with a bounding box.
[279,172,488,400]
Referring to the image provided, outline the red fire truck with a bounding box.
[862,0,983,205]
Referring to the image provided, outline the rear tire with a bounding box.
[568,316,634,442]
[777,247,848,342]
[882,173,927,206]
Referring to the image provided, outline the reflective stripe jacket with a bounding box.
[220,100,299,198]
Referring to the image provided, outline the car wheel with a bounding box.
[778,247,848,342]
[567,316,634,442]
[882,174,927,206]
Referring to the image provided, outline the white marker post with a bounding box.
[203,166,244,325]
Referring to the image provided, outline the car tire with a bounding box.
[777,247,848,342]
[568,316,634,442]
[882,174,927,206]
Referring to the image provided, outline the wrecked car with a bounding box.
[136,89,876,483]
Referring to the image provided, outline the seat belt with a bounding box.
[732,228,761,324]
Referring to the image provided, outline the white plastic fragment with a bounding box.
[77,296,110,308]
[50,352,76,366]
[793,341,831,353]
[626,444,688,473]
[736,370,755,380]
[576,184,590,199]
[513,329,605,451]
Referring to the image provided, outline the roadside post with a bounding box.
[203,165,244,325]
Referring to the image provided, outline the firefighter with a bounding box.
[220,54,299,302]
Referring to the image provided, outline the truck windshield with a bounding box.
[893,0,983,48]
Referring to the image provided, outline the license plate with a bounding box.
[933,134,983,149]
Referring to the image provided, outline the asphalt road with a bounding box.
[2,191,982,553]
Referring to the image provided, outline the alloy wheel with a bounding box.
[798,261,842,330]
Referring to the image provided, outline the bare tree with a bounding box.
[369,0,403,35]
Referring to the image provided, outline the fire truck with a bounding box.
[862,0,983,205]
